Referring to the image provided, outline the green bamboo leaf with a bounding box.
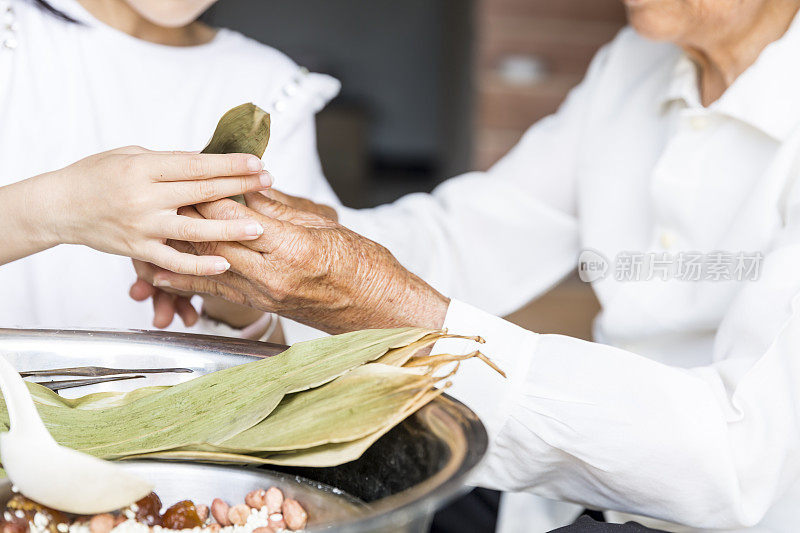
[258,387,444,467]
[0,328,435,459]
[373,333,443,367]
[32,385,169,410]
[201,102,271,204]
[121,388,443,468]
[190,364,434,453]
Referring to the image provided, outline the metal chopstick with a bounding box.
[20,366,193,378]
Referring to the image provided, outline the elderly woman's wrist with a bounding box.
[402,276,449,329]
[367,266,448,330]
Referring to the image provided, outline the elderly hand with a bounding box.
[259,189,339,222]
[130,259,266,330]
[150,193,450,334]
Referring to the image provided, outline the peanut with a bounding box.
[0,523,24,533]
[207,524,221,533]
[267,513,285,530]
[245,489,267,509]
[88,514,115,533]
[210,498,231,526]
[227,504,251,526]
[196,504,209,522]
[282,499,307,531]
[253,528,276,533]
[265,487,284,514]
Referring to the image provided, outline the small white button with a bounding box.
[660,230,678,249]
[689,115,709,131]
[2,36,17,50]
[283,80,300,97]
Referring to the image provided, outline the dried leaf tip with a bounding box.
[439,330,485,344]
[476,352,506,378]
[403,350,506,378]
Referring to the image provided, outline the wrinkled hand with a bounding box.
[130,258,265,330]
[151,194,449,334]
[259,189,338,222]
[124,187,332,330]
[44,146,272,275]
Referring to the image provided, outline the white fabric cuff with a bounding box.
[432,299,540,440]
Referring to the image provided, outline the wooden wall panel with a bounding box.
[477,0,626,22]
[473,0,625,334]
[473,0,626,170]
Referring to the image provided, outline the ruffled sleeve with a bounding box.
[255,67,341,210]
[260,68,341,142]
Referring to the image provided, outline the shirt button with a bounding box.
[660,230,678,249]
[690,115,709,131]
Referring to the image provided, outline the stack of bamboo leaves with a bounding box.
[0,328,495,469]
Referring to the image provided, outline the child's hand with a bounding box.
[44,146,272,275]
[130,259,264,330]
[130,260,199,328]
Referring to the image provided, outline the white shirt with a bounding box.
[339,19,800,533]
[0,0,339,341]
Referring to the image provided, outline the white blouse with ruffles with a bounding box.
[0,0,340,339]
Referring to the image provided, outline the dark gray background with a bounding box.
[206,0,474,205]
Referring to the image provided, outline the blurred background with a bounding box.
[205,0,626,345]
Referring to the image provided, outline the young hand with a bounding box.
[38,146,272,275]
[130,259,199,329]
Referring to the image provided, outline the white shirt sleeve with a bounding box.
[435,194,800,529]
[336,48,614,316]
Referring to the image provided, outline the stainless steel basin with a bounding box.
[0,328,488,532]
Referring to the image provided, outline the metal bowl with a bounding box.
[0,328,488,532]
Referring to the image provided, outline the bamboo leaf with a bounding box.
[373,333,442,367]
[120,388,444,468]
[0,329,491,471]
[189,364,434,453]
[260,387,444,467]
[31,385,169,410]
[202,103,270,204]
[0,329,435,459]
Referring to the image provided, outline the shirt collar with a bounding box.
[661,8,800,141]
[662,53,701,109]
